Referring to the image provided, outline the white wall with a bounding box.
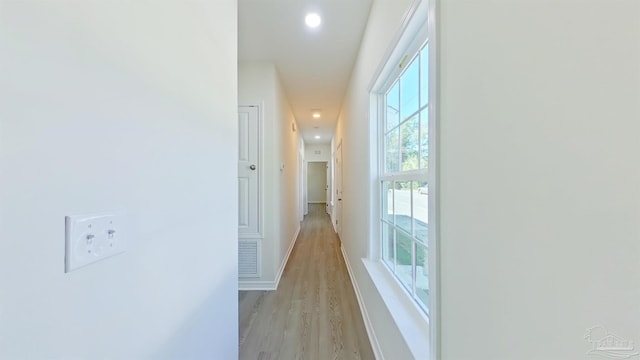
[307,162,327,203]
[0,1,238,359]
[238,62,301,287]
[275,66,302,275]
[439,1,640,359]
[334,0,414,359]
[305,144,331,162]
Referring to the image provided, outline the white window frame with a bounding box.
[366,0,438,358]
[379,38,429,311]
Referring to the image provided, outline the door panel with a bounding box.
[238,178,250,228]
[238,106,260,236]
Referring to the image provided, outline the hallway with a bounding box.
[239,204,374,360]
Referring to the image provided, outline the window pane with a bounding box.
[420,44,428,108]
[400,57,420,120]
[420,108,428,169]
[396,231,414,291]
[382,222,394,267]
[386,82,400,131]
[412,181,428,244]
[382,181,393,222]
[401,115,419,171]
[385,129,399,173]
[416,242,429,310]
[393,181,412,235]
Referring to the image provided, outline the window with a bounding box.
[367,1,433,357]
[379,41,430,315]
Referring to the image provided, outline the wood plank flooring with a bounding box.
[239,203,375,360]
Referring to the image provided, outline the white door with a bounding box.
[335,142,343,238]
[298,149,304,222]
[325,162,330,214]
[238,106,260,236]
[303,160,308,215]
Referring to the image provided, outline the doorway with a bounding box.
[307,161,328,213]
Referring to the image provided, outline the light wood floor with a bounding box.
[239,203,375,360]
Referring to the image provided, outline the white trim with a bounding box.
[238,234,263,240]
[340,246,384,360]
[237,280,276,291]
[334,140,343,238]
[368,90,383,260]
[363,259,429,359]
[427,0,440,358]
[258,102,265,239]
[330,138,338,232]
[274,224,300,288]
[368,0,425,93]
[238,224,300,291]
[299,139,305,223]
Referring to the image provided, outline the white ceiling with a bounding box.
[238,0,374,145]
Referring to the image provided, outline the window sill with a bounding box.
[362,258,429,359]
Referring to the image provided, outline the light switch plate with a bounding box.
[65,212,125,272]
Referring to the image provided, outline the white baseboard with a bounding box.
[239,225,300,291]
[340,246,384,360]
[237,280,277,291]
[273,224,300,288]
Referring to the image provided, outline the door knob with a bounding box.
[249,164,256,170]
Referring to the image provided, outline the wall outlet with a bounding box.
[65,212,125,272]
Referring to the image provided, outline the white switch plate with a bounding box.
[65,212,125,272]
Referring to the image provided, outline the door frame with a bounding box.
[325,161,331,215]
[306,160,329,209]
[238,103,264,240]
[298,141,305,223]
[334,140,343,238]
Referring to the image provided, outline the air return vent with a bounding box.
[239,240,260,277]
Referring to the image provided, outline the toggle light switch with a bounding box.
[65,212,125,272]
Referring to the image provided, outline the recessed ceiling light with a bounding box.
[305,13,322,28]
[312,113,321,119]
[315,135,320,139]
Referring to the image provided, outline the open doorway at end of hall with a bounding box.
[307,161,329,215]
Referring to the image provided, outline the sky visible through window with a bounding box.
[385,43,428,174]
[381,41,429,313]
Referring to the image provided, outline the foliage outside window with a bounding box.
[381,42,429,314]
